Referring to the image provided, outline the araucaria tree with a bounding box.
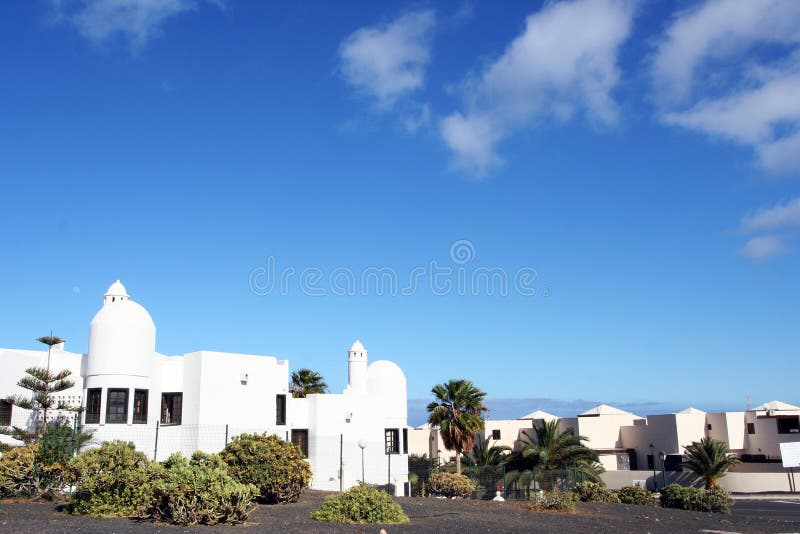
[682,436,740,489]
[426,379,488,475]
[2,334,79,442]
[290,368,329,398]
[505,419,602,490]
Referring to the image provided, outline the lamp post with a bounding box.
[659,450,668,490]
[358,439,367,483]
[649,443,657,491]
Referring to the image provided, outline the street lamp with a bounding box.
[358,439,367,483]
[649,443,657,491]
[659,450,668,489]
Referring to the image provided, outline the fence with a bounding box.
[410,457,588,500]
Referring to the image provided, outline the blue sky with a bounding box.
[1,0,799,425]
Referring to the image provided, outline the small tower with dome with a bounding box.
[84,280,156,424]
[346,339,368,394]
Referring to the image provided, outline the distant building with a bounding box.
[409,401,800,493]
[0,281,409,495]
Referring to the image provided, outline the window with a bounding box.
[85,388,101,424]
[133,389,148,424]
[385,428,399,454]
[291,429,308,458]
[707,424,712,430]
[403,428,408,454]
[161,393,183,425]
[0,400,11,426]
[747,422,756,435]
[276,394,286,426]
[777,416,800,434]
[492,429,501,440]
[106,389,128,424]
[646,454,654,470]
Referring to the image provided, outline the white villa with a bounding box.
[0,281,409,495]
[410,402,800,493]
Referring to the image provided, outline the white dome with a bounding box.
[367,360,407,420]
[105,280,129,297]
[350,339,365,352]
[86,283,156,379]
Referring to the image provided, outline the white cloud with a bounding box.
[440,0,636,176]
[739,235,790,260]
[652,0,800,102]
[338,9,436,108]
[49,0,220,52]
[741,197,800,232]
[652,0,800,176]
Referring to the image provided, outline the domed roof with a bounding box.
[91,298,155,331]
[367,360,407,419]
[350,339,365,352]
[105,280,129,298]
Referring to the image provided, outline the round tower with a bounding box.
[86,280,156,380]
[347,339,368,393]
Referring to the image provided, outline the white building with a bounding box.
[410,401,800,493]
[0,281,409,495]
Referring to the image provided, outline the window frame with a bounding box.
[276,394,286,426]
[133,389,148,424]
[0,399,12,426]
[85,388,101,424]
[161,392,183,425]
[106,388,129,424]
[385,428,400,455]
[291,429,309,458]
[777,416,800,434]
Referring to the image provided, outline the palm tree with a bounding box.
[426,379,488,475]
[290,368,328,398]
[682,436,740,489]
[505,419,602,490]
[462,435,511,468]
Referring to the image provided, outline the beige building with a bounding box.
[408,400,800,493]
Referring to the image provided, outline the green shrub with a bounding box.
[660,484,697,509]
[574,481,620,503]
[65,441,155,517]
[0,444,39,498]
[426,472,476,499]
[529,489,578,512]
[696,486,734,514]
[311,483,409,524]
[145,452,257,525]
[660,484,733,514]
[618,485,657,506]
[220,433,311,504]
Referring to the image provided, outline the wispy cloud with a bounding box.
[49,0,223,52]
[338,9,436,108]
[439,0,636,177]
[737,197,800,261]
[741,197,800,232]
[651,0,800,103]
[652,0,800,176]
[739,235,791,261]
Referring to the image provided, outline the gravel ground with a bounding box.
[2,491,799,534]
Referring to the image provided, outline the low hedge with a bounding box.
[660,484,733,514]
[573,481,620,503]
[145,452,257,525]
[220,433,312,504]
[311,483,409,524]
[618,485,657,506]
[426,472,476,499]
[530,489,578,512]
